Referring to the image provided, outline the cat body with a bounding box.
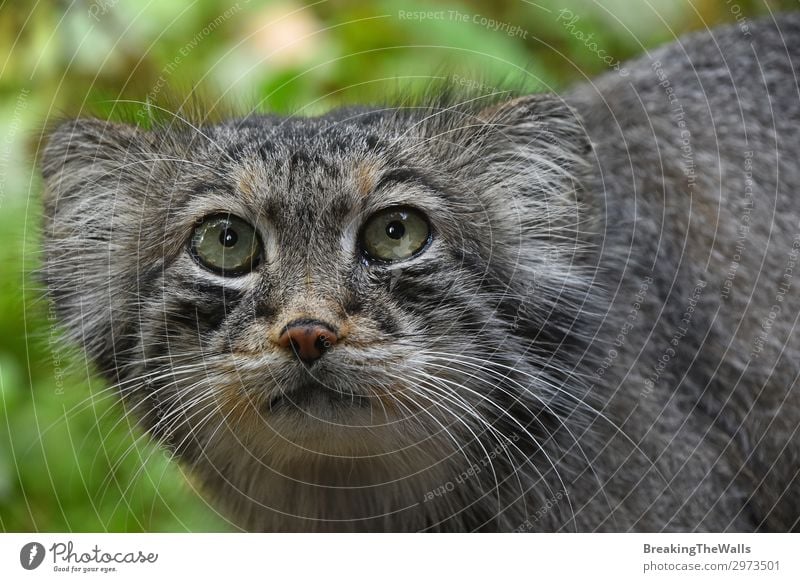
[42,14,800,531]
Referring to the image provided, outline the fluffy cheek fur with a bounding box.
[130,262,513,463]
[122,223,569,498]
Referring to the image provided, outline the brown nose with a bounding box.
[277,319,338,364]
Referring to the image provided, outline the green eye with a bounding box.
[189,214,262,275]
[359,206,431,263]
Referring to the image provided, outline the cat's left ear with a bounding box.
[467,93,592,199]
[477,93,592,171]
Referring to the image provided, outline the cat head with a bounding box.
[41,91,595,521]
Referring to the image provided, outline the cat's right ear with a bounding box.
[41,118,147,211]
[40,118,151,380]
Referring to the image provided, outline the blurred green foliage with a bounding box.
[0,0,795,531]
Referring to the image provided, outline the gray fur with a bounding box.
[41,14,800,531]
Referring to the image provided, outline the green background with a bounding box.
[0,0,794,532]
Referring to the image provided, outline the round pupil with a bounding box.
[386,220,405,240]
[219,226,238,247]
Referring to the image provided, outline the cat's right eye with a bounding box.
[189,214,262,276]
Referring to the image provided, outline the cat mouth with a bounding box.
[265,381,370,413]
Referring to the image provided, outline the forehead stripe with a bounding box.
[375,167,426,191]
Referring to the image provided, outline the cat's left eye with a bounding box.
[359,206,432,263]
[189,214,262,276]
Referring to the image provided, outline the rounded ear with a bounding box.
[42,118,143,171]
[438,93,593,211]
[41,118,150,379]
[41,118,146,214]
[474,93,592,175]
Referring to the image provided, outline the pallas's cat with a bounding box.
[42,15,800,531]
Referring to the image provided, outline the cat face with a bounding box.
[41,94,593,505]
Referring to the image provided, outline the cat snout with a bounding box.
[277,319,338,364]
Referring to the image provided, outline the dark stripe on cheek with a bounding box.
[343,295,364,316]
[253,301,277,320]
[191,282,243,300]
[166,299,228,332]
[166,284,244,332]
[371,308,399,335]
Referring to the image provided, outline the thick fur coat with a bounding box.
[42,14,800,531]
